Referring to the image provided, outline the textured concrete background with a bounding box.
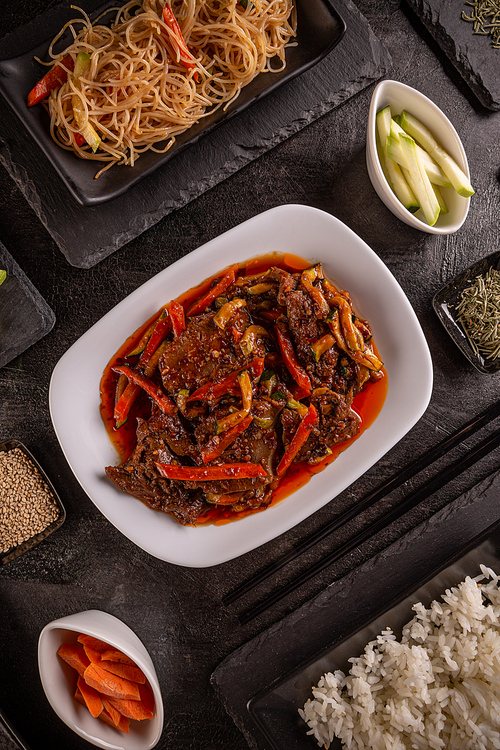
[1,1,500,749]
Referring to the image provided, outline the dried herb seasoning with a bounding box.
[462,0,500,48]
[455,266,500,360]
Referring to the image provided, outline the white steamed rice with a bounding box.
[299,565,500,749]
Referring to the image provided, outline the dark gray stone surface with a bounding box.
[1,1,500,749]
[405,0,500,110]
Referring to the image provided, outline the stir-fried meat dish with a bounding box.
[102,260,385,526]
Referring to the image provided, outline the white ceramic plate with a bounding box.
[49,205,433,567]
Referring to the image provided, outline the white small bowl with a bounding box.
[38,610,164,750]
[366,79,471,235]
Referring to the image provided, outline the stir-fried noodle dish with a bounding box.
[28,0,297,175]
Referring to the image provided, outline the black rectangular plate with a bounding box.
[432,249,500,374]
[0,0,345,207]
[0,241,55,368]
[211,469,500,750]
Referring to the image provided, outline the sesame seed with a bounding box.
[0,448,60,554]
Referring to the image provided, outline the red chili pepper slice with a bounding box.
[166,300,186,336]
[112,365,176,417]
[27,55,74,107]
[187,268,236,317]
[162,4,198,78]
[114,381,141,428]
[200,414,253,464]
[187,357,264,402]
[113,313,173,427]
[140,313,172,365]
[274,324,312,395]
[277,403,318,477]
[155,462,266,481]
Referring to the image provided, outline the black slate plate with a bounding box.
[432,249,500,374]
[0,242,55,368]
[247,520,500,750]
[211,469,500,750]
[0,0,392,268]
[405,0,500,111]
[0,0,345,207]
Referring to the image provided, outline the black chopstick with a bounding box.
[237,425,500,625]
[223,399,500,607]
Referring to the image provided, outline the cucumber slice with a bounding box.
[431,183,448,214]
[398,133,440,226]
[72,52,101,153]
[387,121,452,188]
[376,107,419,213]
[73,51,91,79]
[398,110,474,198]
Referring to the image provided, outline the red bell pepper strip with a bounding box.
[112,365,177,417]
[277,403,318,477]
[187,357,264,402]
[162,4,198,77]
[155,462,266,481]
[140,312,172,365]
[274,324,312,395]
[166,300,186,336]
[200,414,253,464]
[27,55,74,107]
[187,268,236,317]
[113,312,172,427]
[113,381,140,428]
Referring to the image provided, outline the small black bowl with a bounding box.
[432,250,500,374]
[0,439,66,564]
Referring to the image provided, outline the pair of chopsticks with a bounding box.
[223,399,500,625]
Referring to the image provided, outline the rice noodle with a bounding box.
[42,0,296,175]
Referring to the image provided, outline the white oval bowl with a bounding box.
[366,79,472,235]
[38,610,164,750]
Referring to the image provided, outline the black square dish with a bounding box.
[0,440,66,564]
[432,250,500,374]
[0,0,345,207]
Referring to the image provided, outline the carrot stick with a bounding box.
[139,681,155,714]
[100,649,136,666]
[99,708,130,734]
[57,643,90,676]
[77,634,109,652]
[107,696,154,721]
[98,660,146,684]
[101,697,122,727]
[83,663,141,701]
[82,644,103,664]
[77,675,104,718]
